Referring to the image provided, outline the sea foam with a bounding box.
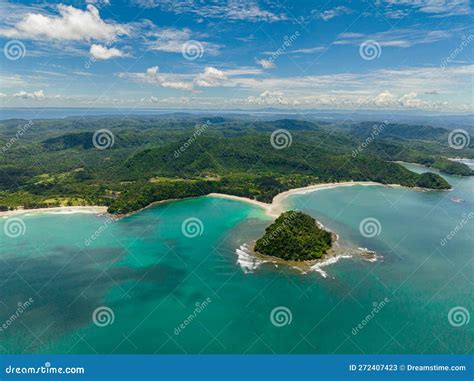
[235,244,268,274]
[309,254,353,278]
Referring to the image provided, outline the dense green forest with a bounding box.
[0,115,471,214]
[254,211,333,261]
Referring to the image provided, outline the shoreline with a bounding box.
[0,205,108,218]
[0,181,388,219]
[209,181,384,217]
[0,179,435,220]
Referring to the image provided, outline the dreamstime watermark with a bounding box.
[174,121,211,158]
[351,297,390,335]
[440,35,474,69]
[0,298,34,333]
[270,306,292,327]
[359,217,382,238]
[270,129,292,149]
[258,211,298,246]
[92,306,115,327]
[448,129,470,150]
[440,212,474,247]
[5,362,85,375]
[84,217,114,247]
[448,306,470,327]
[3,217,26,238]
[181,40,204,60]
[266,31,300,66]
[173,297,212,335]
[352,121,387,158]
[4,40,26,60]
[1,120,33,154]
[359,40,381,60]
[181,217,204,238]
[92,129,115,150]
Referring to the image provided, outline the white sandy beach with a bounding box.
[0,206,108,218]
[209,181,383,217]
[1,181,385,219]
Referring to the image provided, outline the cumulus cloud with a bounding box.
[118,66,194,90]
[247,90,289,105]
[256,59,275,69]
[0,4,128,41]
[194,67,229,87]
[90,44,126,59]
[13,90,45,99]
[120,66,235,91]
[117,64,473,111]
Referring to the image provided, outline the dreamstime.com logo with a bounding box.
[3,217,26,238]
[181,40,204,60]
[440,34,474,69]
[259,211,298,247]
[84,217,114,247]
[351,298,390,335]
[5,362,85,375]
[92,129,115,150]
[265,31,300,67]
[1,120,33,154]
[359,217,382,238]
[359,40,381,60]
[92,306,115,327]
[174,121,211,158]
[270,306,292,327]
[174,297,212,335]
[0,298,34,333]
[352,121,387,158]
[4,40,26,60]
[440,212,474,247]
[270,129,292,149]
[181,217,204,238]
[448,306,470,327]
[448,129,470,150]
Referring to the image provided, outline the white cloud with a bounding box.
[145,27,220,55]
[0,4,128,41]
[119,66,242,91]
[382,0,472,17]
[136,0,286,22]
[256,59,275,69]
[313,6,352,21]
[335,28,455,48]
[13,90,45,99]
[118,66,194,90]
[247,90,289,105]
[117,64,473,111]
[194,67,229,87]
[86,0,111,6]
[90,44,126,59]
[287,46,325,54]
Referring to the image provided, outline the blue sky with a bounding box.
[0,0,473,112]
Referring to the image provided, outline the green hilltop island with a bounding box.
[254,211,333,261]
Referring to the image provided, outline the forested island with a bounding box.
[0,115,471,214]
[254,211,333,261]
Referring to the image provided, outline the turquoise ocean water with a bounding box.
[0,163,472,354]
